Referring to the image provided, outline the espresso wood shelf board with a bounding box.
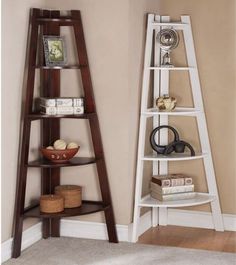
[12,9,118,257]
[139,193,215,208]
[35,65,86,69]
[142,152,207,162]
[148,66,192,71]
[28,113,96,120]
[142,107,202,116]
[27,157,98,168]
[132,14,224,242]
[24,201,109,218]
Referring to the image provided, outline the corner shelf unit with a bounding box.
[12,9,118,258]
[132,14,224,242]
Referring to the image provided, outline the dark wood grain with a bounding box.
[24,201,109,218]
[12,8,40,258]
[12,8,118,258]
[28,113,96,120]
[28,157,97,168]
[40,8,52,240]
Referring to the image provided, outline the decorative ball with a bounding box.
[67,142,79,149]
[46,146,54,150]
[53,139,67,150]
[156,94,177,111]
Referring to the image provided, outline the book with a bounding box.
[150,182,194,195]
[150,190,196,201]
[38,97,84,108]
[152,174,193,187]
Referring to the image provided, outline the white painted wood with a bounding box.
[152,14,161,227]
[132,14,224,242]
[158,15,170,226]
[142,152,207,161]
[181,16,224,231]
[149,67,192,70]
[142,107,202,116]
[139,193,215,208]
[132,14,155,243]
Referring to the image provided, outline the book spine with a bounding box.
[40,98,56,107]
[73,98,84,107]
[56,98,73,107]
[151,191,195,201]
[56,106,74,115]
[150,182,194,194]
[151,177,171,187]
[170,178,185,186]
[40,106,57,115]
[73,106,84,114]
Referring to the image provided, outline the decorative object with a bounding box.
[67,142,79,149]
[38,97,85,115]
[152,174,193,187]
[55,185,82,208]
[157,28,179,67]
[150,125,195,156]
[41,146,79,163]
[156,94,177,111]
[53,139,67,150]
[40,194,64,213]
[43,36,67,67]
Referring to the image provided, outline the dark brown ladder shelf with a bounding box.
[12,8,118,258]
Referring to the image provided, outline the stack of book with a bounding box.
[38,97,84,115]
[150,174,195,201]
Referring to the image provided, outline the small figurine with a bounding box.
[156,94,177,111]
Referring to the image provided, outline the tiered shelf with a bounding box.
[27,113,96,120]
[24,201,109,218]
[27,157,98,168]
[142,107,202,116]
[142,152,207,162]
[148,66,192,71]
[139,193,215,208]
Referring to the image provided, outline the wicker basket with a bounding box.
[55,185,82,208]
[40,194,64,213]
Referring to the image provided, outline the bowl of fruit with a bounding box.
[41,139,80,163]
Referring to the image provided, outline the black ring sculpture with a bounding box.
[150,125,195,156]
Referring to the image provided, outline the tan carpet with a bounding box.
[4,237,236,265]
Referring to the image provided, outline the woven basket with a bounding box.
[40,194,64,213]
[55,185,82,208]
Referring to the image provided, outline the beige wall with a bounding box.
[2,0,236,243]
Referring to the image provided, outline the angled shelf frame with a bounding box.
[12,8,118,258]
[131,14,224,242]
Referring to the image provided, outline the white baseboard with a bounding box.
[2,210,235,263]
[167,209,236,231]
[1,223,42,263]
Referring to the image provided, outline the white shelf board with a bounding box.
[151,22,188,30]
[148,66,192,71]
[142,107,202,116]
[142,152,207,161]
[139,193,215,208]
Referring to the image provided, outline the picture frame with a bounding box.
[43,36,67,66]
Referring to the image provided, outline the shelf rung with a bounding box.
[142,107,202,117]
[142,152,207,162]
[24,201,109,218]
[138,193,215,208]
[148,67,193,71]
[152,22,189,30]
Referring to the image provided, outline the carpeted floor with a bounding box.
[4,237,236,265]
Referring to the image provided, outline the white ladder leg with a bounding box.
[182,16,224,231]
[157,15,170,226]
[152,14,161,228]
[132,14,155,242]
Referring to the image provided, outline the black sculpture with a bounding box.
[150,125,195,156]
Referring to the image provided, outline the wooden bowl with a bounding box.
[40,147,80,163]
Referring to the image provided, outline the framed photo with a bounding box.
[43,36,67,66]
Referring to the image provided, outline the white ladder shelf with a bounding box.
[132,14,224,242]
